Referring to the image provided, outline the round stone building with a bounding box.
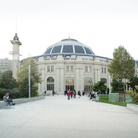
[33,38,112,95]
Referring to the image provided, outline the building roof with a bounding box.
[43,38,95,57]
[30,38,111,61]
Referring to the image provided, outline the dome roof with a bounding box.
[43,38,95,57]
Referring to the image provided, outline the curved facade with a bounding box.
[33,38,112,95]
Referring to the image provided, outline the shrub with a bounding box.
[126,85,138,104]
[93,80,107,94]
[0,88,22,99]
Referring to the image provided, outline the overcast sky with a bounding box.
[0,0,138,60]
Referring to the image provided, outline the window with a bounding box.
[89,66,92,72]
[74,45,85,53]
[84,85,92,92]
[84,47,92,54]
[63,45,73,53]
[47,77,54,90]
[44,48,52,54]
[70,66,74,72]
[85,66,91,72]
[66,66,74,72]
[66,66,69,72]
[85,66,88,72]
[51,66,54,72]
[47,84,54,90]
[47,66,50,72]
[101,78,107,83]
[47,66,54,72]
[104,68,106,73]
[101,67,106,74]
[52,46,61,53]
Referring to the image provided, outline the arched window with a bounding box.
[47,77,54,90]
[101,78,107,83]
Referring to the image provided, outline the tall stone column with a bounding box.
[59,67,64,94]
[94,68,100,83]
[56,66,60,93]
[10,33,22,80]
[97,69,100,82]
[75,66,83,92]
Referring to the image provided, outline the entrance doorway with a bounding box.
[65,85,74,91]
[65,77,74,91]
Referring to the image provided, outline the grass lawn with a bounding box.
[99,95,127,107]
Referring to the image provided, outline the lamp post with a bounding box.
[29,64,31,98]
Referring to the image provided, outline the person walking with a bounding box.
[74,89,76,98]
[78,90,81,98]
[67,89,71,100]
[89,92,95,100]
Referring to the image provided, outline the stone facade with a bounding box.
[37,56,111,95]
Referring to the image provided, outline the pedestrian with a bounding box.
[82,91,85,96]
[89,92,95,100]
[74,89,76,98]
[52,90,55,96]
[44,91,46,95]
[3,93,15,106]
[67,89,71,100]
[71,91,73,98]
[78,90,81,98]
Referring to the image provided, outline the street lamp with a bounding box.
[28,64,31,98]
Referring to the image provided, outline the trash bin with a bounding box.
[118,91,126,102]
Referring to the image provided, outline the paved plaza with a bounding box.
[0,95,138,138]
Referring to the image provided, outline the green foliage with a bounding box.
[93,80,107,94]
[19,78,39,97]
[111,78,124,93]
[0,70,18,89]
[108,46,135,80]
[18,58,41,97]
[99,96,127,107]
[128,76,138,91]
[126,85,138,104]
[0,88,22,99]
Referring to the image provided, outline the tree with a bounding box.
[18,58,41,97]
[108,46,135,80]
[110,78,124,93]
[0,70,18,89]
[93,80,107,94]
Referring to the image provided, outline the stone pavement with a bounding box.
[0,95,138,138]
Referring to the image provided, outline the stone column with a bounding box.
[75,66,83,92]
[56,67,60,93]
[59,67,64,94]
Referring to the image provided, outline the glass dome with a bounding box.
[43,38,95,58]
